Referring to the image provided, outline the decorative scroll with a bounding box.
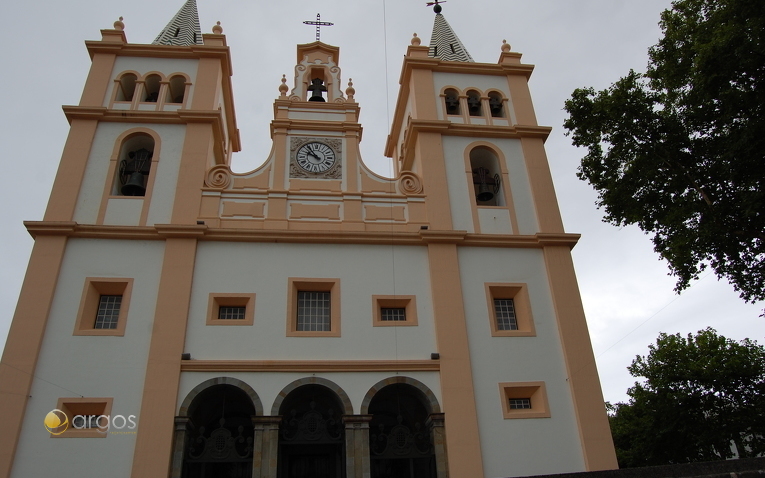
[205,165,232,189]
[370,416,432,458]
[280,402,342,443]
[398,172,423,195]
[187,418,253,462]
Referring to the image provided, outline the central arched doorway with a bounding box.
[368,383,438,478]
[182,383,257,478]
[277,384,346,478]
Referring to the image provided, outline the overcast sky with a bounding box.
[0,0,762,405]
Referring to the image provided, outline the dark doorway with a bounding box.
[368,384,437,478]
[183,384,256,478]
[277,384,345,478]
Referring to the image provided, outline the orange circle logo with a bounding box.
[44,409,69,435]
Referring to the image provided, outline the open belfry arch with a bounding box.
[0,1,618,477]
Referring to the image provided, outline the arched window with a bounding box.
[488,92,505,118]
[115,73,137,102]
[113,134,154,197]
[143,74,161,103]
[167,75,186,104]
[470,147,505,206]
[444,88,460,115]
[466,90,482,117]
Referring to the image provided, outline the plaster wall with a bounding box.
[11,238,165,478]
[458,246,585,477]
[184,242,437,361]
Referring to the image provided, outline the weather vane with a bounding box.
[303,13,334,42]
[426,0,446,13]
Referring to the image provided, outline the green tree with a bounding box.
[608,328,765,467]
[563,0,765,304]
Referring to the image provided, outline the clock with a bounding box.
[295,141,337,173]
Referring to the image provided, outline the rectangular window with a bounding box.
[499,382,550,419]
[287,278,340,337]
[297,291,331,331]
[493,298,518,331]
[218,306,246,320]
[94,295,122,329]
[372,295,418,327]
[381,307,406,322]
[206,293,255,326]
[509,398,531,410]
[74,278,133,336]
[485,283,536,337]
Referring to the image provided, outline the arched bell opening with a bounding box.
[115,73,137,102]
[277,384,346,478]
[181,384,257,478]
[113,134,154,197]
[470,146,505,207]
[368,383,438,478]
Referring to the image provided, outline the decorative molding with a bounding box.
[205,165,231,189]
[398,172,424,195]
[180,360,440,373]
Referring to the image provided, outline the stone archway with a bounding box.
[170,377,263,478]
[274,379,351,478]
[362,377,447,478]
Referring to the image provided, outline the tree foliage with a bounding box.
[608,328,765,467]
[563,0,765,303]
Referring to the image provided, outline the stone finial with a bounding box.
[212,21,223,34]
[411,33,421,46]
[345,79,355,100]
[279,74,289,96]
[114,16,125,31]
[501,39,511,52]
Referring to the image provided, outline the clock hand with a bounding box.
[306,150,322,161]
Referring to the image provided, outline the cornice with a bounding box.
[24,221,580,249]
[270,118,363,137]
[180,359,439,373]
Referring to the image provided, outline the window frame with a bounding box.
[206,293,256,326]
[286,278,340,337]
[73,278,133,336]
[499,382,550,419]
[485,283,536,337]
[372,295,418,327]
[50,397,114,438]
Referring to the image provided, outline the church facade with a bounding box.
[0,1,617,477]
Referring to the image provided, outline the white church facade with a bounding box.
[0,1,617,477]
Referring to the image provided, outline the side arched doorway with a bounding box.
[171,378,263,478]
[277,384,347,478]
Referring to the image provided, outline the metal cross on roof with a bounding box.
[303,13,334,42]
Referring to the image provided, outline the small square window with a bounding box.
[74,279,133,336]
[287,279,340,337]
[372,295,418,327]
[50,398,114,438]
[499,382,550,419]
[207,294,255,326]
[485,283,535,337]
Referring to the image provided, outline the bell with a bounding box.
[476,182,494,202]
[121,171,146,196]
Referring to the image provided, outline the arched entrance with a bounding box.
[277,384,346,478]
[365,381,442,478]
[174,379,261,478]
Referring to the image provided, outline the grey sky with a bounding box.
[0,0,761,405]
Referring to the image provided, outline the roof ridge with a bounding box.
[428,13,474,62]
[152,0,203,46]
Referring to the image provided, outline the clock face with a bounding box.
[296,142,337,173]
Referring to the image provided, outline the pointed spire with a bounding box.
[153,0,203,46]
[428,9,474,62]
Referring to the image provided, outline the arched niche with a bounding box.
[112,133,155,197]
[469,146,506,207]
